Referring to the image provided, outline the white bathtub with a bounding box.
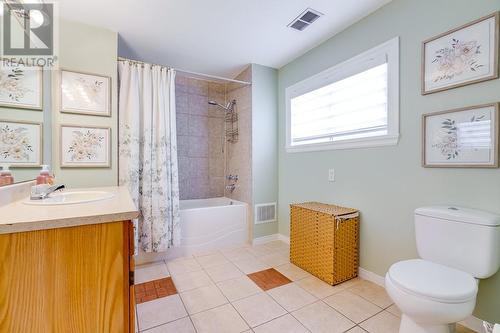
[167,197,248,259]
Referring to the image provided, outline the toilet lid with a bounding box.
[388,259,477,303]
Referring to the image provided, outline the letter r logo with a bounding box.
[3,3,54,56]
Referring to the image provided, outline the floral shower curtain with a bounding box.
[118,60,180,253]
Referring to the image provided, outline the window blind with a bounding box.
[290,62,388,146]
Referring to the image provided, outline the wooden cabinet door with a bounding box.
[0,221,131,333]
[128,221,135,333]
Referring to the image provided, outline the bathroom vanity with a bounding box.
[0,186,138,333]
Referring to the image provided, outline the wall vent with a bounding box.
[288,8,323,31]
[255,202,277,224]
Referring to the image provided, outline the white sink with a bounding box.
[23,191,115,205]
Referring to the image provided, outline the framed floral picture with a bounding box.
[0,62,43,110]
[60,125,111,168]
[422,103,499,168]
[0,120,43,167]
[422,12,499,95]
[60,69,111,116]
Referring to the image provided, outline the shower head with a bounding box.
[208,100,227,110]
[208,100,235,111]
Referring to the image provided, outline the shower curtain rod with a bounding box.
[118,57,251,85]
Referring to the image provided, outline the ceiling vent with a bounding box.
[288,8,323,31]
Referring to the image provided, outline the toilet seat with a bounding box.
[387,259,477,304]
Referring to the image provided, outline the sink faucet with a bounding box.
[30,184,65,200]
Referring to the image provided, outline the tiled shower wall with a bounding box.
[226,67,252,206]
[176,76,227,200]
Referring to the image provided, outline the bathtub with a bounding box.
[167,197,248,259]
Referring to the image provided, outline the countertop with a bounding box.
[0,186,139,234]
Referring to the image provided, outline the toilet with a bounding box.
[385,206,500,333]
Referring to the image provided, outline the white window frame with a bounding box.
[285,36,400,153]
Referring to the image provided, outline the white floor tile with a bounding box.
[292,301,355,333]
[205,262,244,282]
[172,270,213,292]
[253,314,308,333]
[191,304,250,333]
[221,247,255,262]
[167,257,202,276]
[275,263,311,281]
[136,295,187,331]
[232,293,287,328]
[195,253,230,268]
[135,261,170,284]
[264,241,290,252]
[324,290,382,323]
[348,280,393,308]
[180,285,228,314]
[260,253,290,267]
[295,276,346,299]
[267,283,317,312]
[141,317,196,332]
[193,249,221,257]
[359,311,400,333]
[216,276,262,302]
[233,257,270,274]
[246,244,276,257]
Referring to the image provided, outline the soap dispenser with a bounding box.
[0,164,14,186]
[36,165,54,185]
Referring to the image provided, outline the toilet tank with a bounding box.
[415,206,500,279]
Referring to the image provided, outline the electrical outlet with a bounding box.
[328,168,335,182]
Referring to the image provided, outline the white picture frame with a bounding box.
[0,62,43,110]
[60,69,111,116]
[422,12,499,95]
[0,120,43,167]
[60,125,111,168]
[422,103,499,168]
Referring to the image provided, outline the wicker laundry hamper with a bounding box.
[290,202,359,285]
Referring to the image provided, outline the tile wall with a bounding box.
[176,76,226,200]
[226,67,252,206]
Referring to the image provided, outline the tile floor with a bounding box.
[134,241,477,333]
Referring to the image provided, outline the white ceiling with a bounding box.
[58,0,391,78]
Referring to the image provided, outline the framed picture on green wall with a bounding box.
[60,125,111,168]
[422,103,499,168]
[60,69,111,117]
[422,12,499,95]
[0,120,43,167]
[0,62,43,110]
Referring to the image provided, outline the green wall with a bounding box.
[277,0,500,322]
[251,64,279,238]
[53,20,118,188]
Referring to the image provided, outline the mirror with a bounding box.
[0,65,52,186]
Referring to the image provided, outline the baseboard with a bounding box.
[358,267,485,332]
[252,234,280,245]
[358,267,385,287]
[252,233,290,245]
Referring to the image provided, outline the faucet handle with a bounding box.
[48,184,65,192]
[30,184,65,200]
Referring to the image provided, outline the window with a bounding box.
[286,37,399,152]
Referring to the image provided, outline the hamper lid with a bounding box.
[291,202,358,216]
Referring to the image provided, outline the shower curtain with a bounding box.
[118,60,180,253]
